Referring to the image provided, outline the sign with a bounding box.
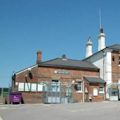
[54,70,69,75]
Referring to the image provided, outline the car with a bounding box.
[5,92,24,104]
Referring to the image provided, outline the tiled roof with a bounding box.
[39,57,98,70]
[83,44,120,61]
[84,77,105,84]
[15,56,99,75]
[107,44,120,51]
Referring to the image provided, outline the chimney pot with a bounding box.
[36,51,42,64]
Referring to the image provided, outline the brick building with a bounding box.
[84,27,120,101]
[11,52,105,103]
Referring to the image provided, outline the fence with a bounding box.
[0,88,9,103]
[43,82,74,104]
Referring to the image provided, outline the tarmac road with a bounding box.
[0,101,120,120]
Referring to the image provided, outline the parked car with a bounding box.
[5,92,24,104]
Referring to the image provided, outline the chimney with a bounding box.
[36,51,42,64]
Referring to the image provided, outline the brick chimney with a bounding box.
[36,51,42,64]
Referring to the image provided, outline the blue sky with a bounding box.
[0,0,120,87]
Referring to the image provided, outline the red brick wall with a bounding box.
[12,66,101,103]
[89,85,104,102]
[112,51,120,83]
[22,92,44,103]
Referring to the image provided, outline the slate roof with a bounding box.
[15,56,99,75]
[39,57,99,70]
[83,44,120,61]
[107,44,120,51]
[84,77,105,84]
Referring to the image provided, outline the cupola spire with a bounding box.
[98,9,106,51]
[86,37,93,58]
[98,27,106,51]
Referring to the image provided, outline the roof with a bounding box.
[84,77,106,84]
[15,56,99,75]
[107,44,120,51]
[39,57,98,70]
[83,44,120,61]
[15,64,38,75]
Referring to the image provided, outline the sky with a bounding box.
[0,0,120,87]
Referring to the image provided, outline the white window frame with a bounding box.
[25,83,31,91]
[93,88,98,96]
[31,83,37,92]
[18,82,24,91]
[99,87,104,94]
[75,80,83,93]
[37,83,43,92]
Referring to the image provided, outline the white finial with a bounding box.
[98,9,106,51]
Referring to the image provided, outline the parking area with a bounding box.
[0,102,120,120]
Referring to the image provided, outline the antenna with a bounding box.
[99,9,102,28]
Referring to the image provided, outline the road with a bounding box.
[0,102,120,120]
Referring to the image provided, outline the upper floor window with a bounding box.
[112,56,115,62]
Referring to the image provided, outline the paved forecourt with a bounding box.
[0,102,120,120]
[0,116,3,120]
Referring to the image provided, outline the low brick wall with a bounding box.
[22,92,44,104]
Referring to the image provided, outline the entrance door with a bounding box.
[46,80,61,104]
[43,81,73,104]
[109,88,119,101]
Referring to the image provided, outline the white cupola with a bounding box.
[98,28,106,51]
[86,37,93,58]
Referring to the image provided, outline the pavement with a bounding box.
[0,116,3,120]
[0,101,120,120]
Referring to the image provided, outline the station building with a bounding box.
[11,52,105,103]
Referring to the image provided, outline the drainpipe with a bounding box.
[83,80,85,102]
[102,50,106,100]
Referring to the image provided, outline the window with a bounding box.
[51,80,60,92]
[99,87,104,94]
[25,83,31,91]
[112,56,115,61]
[93,88,98,96]
[66,87,72,96]
[18,83,24,91]
[37,83,43,92]
[43,83,48,91]
[75,81,82,92]
[31,83,37,92]
[111,89,118,96]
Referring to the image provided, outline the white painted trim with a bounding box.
[76,90,83,93]
[16,64,38,75]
